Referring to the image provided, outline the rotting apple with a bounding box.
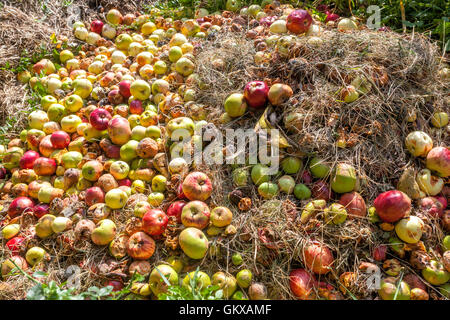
[127,231,155,260]
[142,209,168,236]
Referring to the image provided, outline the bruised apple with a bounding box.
[289,269,316,300]
[181,200,210,229]
[338,192,366,219]
[303,241,334,274]
[426,146,450,178]
[142,209,168,236]
[7,196,34,218]
[182,172,212,201]
[127,231,155,260]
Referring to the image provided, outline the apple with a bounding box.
[38,187,63,204]
[127,231,156,260]
[105,188,129,209]
[141,21,157,35]
[395,216,424,244]
[142,209,168,236]
[236,269,252,289]
[166,117,195,137]
[2,224,20,240]
[378,277,410,300]
[405,131,433,157]
[74,27,88,40]
[286,9,312,34]
[90,20,103,34]
[211,272,237,299]
[210,206,233,227]
[311,180,333,201]
[418,197,444,217]
[85,186,105,207]
[26,129,45,147]
[340,85,359,103]
[40,95,58,111]
[324,203,348,224]
[91,219,116,246]
[43,121,60,135]
[268,83,293,106]
[61,151,83,169]
[338,18,358,31]
[82,160,103,182]
[330,163,357,193]
[292,183,311,200]
[181,200,210,229]
[19,150,40,169]
[25,246,46,266]
[232,168,249,187]
[61,115,82,133]
[35,214,56,238]
[63,94,83,113]
[106,9,123,25]
[243,81,269,109]
[426,146,450,178]
[339,192,366,219]
[110,161,130,180]
[303,241,334,274]
[374,190,411,223]
[168,157,189,175]
[226,0,242,12]
[129,100,144,115]
[6,236,25,255]
[129,260,152,276]
[28,110,49,130]
[32,203,50,218]
[182,172,212,201]
[182,271,211,291]
[248,282,268,300]
[7,196,34,218]
[108,117,132,145]
[130,80,151,101]
[281,156,303,174]
[422,260,450,285]
[72,78,92,99]
[3,147,24,170]
[120,140,139,162]
[50,131,70,149]
[309,157,330,178]
[166,201,186,223]
[149,264,178,296]
[51,216,72,233]
[251,164,270,186]
[1,256,28,279]
[32,59,55,75]
[258,182,279,199]
[90,108,112,131]
[431,112,449,128]
[224,93,247,118]
[179,227,209,259]
[416,168,444,196]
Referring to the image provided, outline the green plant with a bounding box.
[157,267,223,300]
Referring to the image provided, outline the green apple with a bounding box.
[281,156,303,174]
[232,253,243,266]
[330,163,357,193]
[25,247,46,266]
[115,33,133,50]
[258,182,279,199]
[378,278,410,300]
[130,80,151,100]
[47,103,66,122]
[154,60,167,75]
[179,227,209,259]
[443,235,450,251]
[251,164,270,186]
[131,125,147,141]
[278,175,295,194]
[224,93,247,118]
[309,157,330,178]
[60,50,74,64]
[166,116,195,137]
[110,161,130,180]
[51,216,72,233]
[212,271,237,299]
[1,224,20,240]
[105,188,129,209]
[151,79,170,95]
[175,57,195,77]
[236,269,252,288]
[91,219,116,245]
[61,151,83,169]
[395,216,424,244]
[182,271,211,291]
[148,192,164,206]
[232,168,249,187]
[151,175,167,192]
[169,46,183,62]
[146,125,161,139]
[64,94,83,112]
[131,179,146,194]
[226,0,242,12]
[149,265,178,296]
[120,140,139,162]
[73,78,92,99]
[294,183,311,200]
[324,203,348,225]
[422,260,450,285]
[35,214,56,239]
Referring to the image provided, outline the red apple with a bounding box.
[286,9,312,34]
[181,200,210,229]
[19,150,40,169]
[85,187,105,207]
[118,179,132,187]
[289,268,316,300]
[243,81,269,109]
[373,245,387,261]
[182,171,213,201]
[39,135,57,157]
[108,89,124,105]
[118,80,132,99]
[142,209,168,236]
[106,280,124,292]
[426,146,450,178]
[303,241,334,274]
[7,196,34,218]
[6,236,25,255]
[33,203,49,219]
[90,20,104,34]
[108,117,132,145]
[374,190,411,223]
[339,192,366,219]
[177,184,187,200]
[325,12,339,23]
[301,170,313,184]
[126,231,156,260]
[311,180,333,201]
[0,166,6,179]
[418,197,444,218]
[50,131,71,149]
[90,108,112,131]
[106,145,121,158]
[129,99,144,115]
[33,157,57,176]
[166,201,186,223]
